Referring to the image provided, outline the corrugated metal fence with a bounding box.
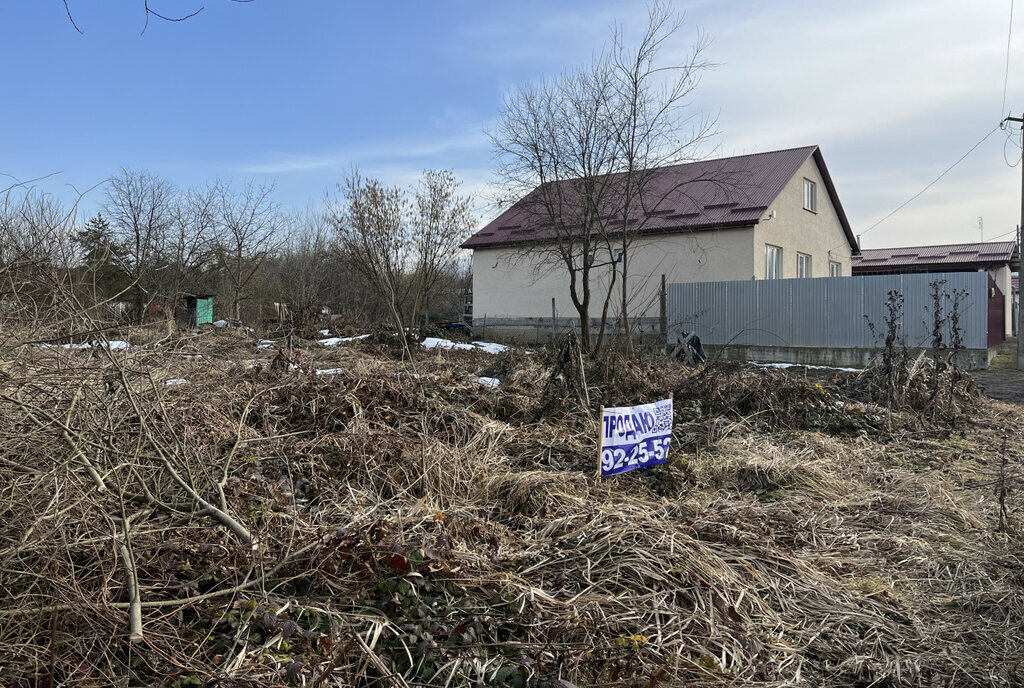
[667,271,991,350]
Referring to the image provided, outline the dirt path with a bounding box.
[971,337,1024,403]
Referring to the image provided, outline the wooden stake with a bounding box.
[597,405,605,480]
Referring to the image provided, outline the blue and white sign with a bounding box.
[599,398,673,477]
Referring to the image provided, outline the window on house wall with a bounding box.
[797,252,812,278]
[803,178,816,212]
[765,244,782,279]
[586,250,595,267]
[829,260,842,277]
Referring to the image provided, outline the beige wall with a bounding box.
[753,155,853,279]
[472,227,754,320]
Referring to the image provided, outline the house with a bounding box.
[462,145,859,337]
[852,241,1019,337]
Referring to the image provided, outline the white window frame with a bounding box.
[829,260,842,277]
[803,178,817,213]
[765,244,782,280]
[797,252,812,278]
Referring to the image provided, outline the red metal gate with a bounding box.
[988,275,1005,348]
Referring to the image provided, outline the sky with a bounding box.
[1,0,1022,249]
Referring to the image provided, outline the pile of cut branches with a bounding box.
[0,328,1022,687]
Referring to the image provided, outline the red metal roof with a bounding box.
[852,241,1019,272]
[463,146,857,251]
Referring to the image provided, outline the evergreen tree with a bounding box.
[76,212,129,298]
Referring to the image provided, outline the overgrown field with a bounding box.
[1,329,1022,687]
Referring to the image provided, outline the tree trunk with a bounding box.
[595,262,618,354]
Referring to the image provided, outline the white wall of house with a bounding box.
[753,155,853,279]
[471,226,754,321]
[470,154,856,327]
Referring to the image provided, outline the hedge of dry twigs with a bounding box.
[0,328,1022,687]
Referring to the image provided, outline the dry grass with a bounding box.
[0,327,1022,687]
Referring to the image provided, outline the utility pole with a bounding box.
[1009,114,1024,368]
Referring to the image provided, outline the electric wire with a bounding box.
[857,125,1002,239]
[983,227,1018,241]
[851,4,1017,251]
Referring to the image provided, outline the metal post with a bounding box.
[1008,114,1024,368]
[660,274,668,352]
[551,297,557,343]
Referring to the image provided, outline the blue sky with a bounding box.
[2,1,1022,248]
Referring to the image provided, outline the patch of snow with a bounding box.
[164,378,188,386]
[421,337,475,351]
[421,337,510,355]
[319,329,330,336]
[476,376,500,388]
[472,341,509,354]
[319,334,370,346]
[750,361,861,373]
[212,319,228,328]
[257,339,276,349]
[315,368,344,376]
[46,340,131,351]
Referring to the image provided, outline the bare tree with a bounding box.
[213,179,280,321]
[162,183,219,321]
[608,5,717,348]
[491,63,620,354]
[409,169,475,326]
[271,207,335,320]
[0,187,79,333]
[490,2,716,353]
[331,171,415,358]
[102,168,176,322]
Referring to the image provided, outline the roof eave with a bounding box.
[811,147,859,253]
[462,220,759,251]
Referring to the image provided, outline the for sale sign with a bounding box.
[599,398,673,477]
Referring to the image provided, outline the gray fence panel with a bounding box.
[667,272,990,350]
[826,276,862,346]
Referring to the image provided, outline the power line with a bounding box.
[1004,129,1022,167]
[985,227,1018,241]
[858,125,1002,238]
[1003,0,1016,118]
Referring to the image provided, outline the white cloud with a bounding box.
[238,128,490,176]
[241,1,1024,249]
[690,0,1024,246]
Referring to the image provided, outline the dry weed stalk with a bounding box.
[0,317,1022,687]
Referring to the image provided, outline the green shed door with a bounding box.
[196,298,213,325]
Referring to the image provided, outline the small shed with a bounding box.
[185,294,215,327]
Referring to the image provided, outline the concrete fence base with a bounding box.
[706,343,995,371]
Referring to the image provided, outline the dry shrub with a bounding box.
[0,327,1022,687]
